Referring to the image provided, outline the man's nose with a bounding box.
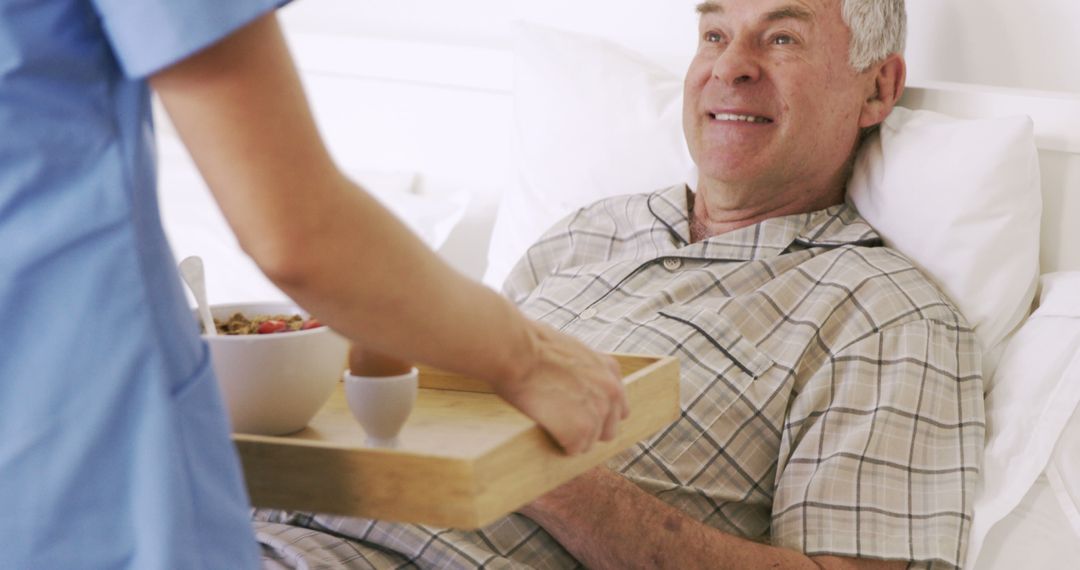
[711,39,760,85]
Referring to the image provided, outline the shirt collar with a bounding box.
[646,184,883,261]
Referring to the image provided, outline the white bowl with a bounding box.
[200,302,348,435]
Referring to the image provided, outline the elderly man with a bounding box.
[254,0,983,568]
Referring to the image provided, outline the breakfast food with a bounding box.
[203,312,324,335]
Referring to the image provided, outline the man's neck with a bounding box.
[688,181,845,243]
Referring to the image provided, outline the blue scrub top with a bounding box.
[0,0,280,567]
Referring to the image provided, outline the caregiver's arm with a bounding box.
[149,12,627,454]
[520,468,907,570]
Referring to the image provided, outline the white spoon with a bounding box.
[179,255,217,337]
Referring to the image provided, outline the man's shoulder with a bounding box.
[801,241,971,330]
[503,186,685,300]
[568,191,648,227]
[570,185,685,225]
[529,185,687,255]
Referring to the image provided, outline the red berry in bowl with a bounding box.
[257,319,288,334]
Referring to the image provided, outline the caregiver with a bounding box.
[0,2,628,568]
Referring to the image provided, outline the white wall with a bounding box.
[906,0,1080,94]
[281,0,1080,94]
[280,0,699,69]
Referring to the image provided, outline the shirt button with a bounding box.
[580,307,598,320]
[663,258,682,270]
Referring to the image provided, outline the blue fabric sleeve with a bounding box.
[92,0,288,78]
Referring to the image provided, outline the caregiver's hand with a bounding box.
[494,322,629,455]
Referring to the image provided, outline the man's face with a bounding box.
[684,0,874,200]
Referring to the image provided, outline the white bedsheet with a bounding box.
[968,272,1080,568]
[973,398,1080,570]
[1047,393,1080,540]
[974,473,1080,569]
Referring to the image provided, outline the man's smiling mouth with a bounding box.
[710,112,773,124]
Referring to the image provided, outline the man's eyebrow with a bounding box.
[764,5,814,23]
[695,2,722,15]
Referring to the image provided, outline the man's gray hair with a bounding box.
[841,0,906,71]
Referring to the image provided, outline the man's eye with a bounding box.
[704,31,724,43]
[772,34,796,45]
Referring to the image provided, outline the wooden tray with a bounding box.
[234,353,679,529]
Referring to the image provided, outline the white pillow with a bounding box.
[967,271,1080,569]
[486,23,1043,376]
[157,135,468,305]
[848,107,1042,375]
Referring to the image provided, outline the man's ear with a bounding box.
[858,54,906,129]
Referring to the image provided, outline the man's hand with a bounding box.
[494,322,629,455]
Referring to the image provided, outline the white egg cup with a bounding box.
[343,367,419,448]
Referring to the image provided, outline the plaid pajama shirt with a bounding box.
[254,184,985,569]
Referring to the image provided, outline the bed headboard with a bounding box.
[278,30,1080,278]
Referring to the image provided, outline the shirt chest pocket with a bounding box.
[648,307,776,464]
